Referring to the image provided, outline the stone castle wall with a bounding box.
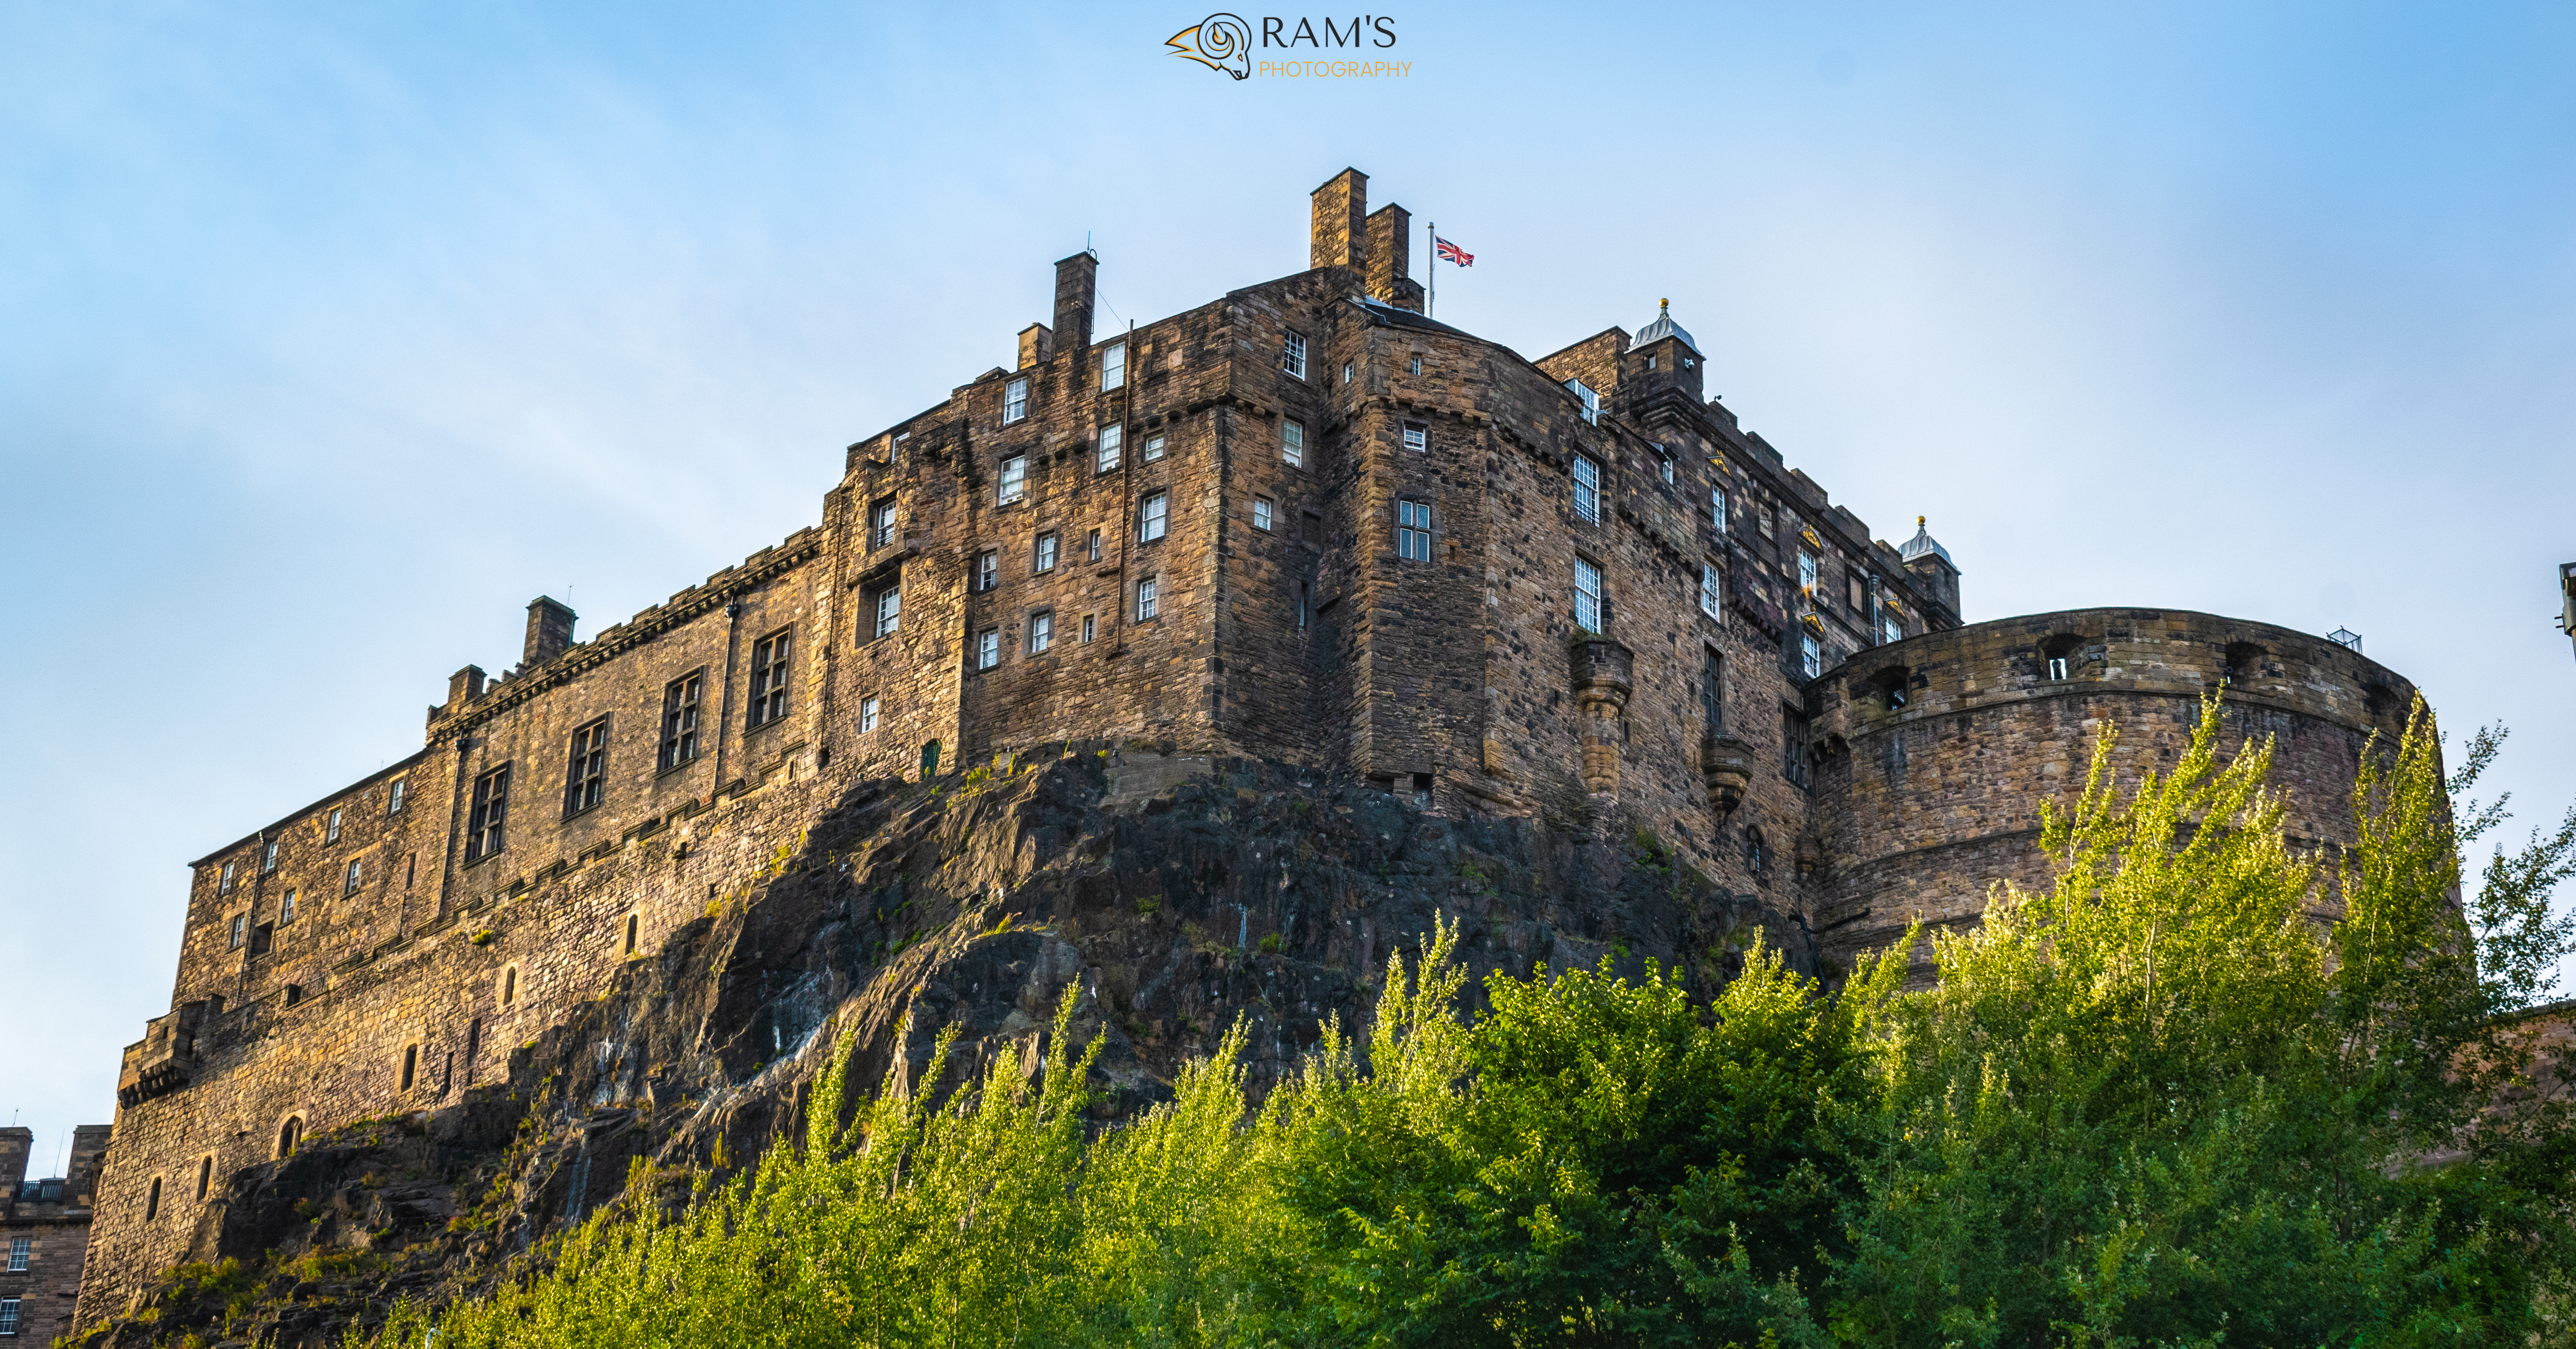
[76,167,2410,1329]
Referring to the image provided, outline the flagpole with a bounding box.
[1428,220,1435,319]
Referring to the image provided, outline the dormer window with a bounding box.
[1565,378,1599,424]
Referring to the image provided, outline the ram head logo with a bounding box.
[1168,13,1252,79]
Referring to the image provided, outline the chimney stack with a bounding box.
[0,1127,28,1193]
[523,596,576,668]
[67,1124,111,1200]
[447,665,487,707]
[1017,322,1053,370]
[1052,253,1096,353]
[1365,203,1423,311]
[1310,168,1368,272]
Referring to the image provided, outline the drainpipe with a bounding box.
[711,600,745,799]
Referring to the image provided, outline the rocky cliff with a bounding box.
[78,746,1806,1348]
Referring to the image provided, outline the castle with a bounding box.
[73,169,2420,1328]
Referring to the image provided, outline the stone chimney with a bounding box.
[523,596,576,668]
[1365,202,1423,311]
[1052,253,1096,353]
[1018,322,1053,370]
[1310,167,1368,272]
[447,665,487,707]
[0,1126,28,1193]
[67,1123,111,1200]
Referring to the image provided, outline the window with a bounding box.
[1798,551,1819,599]
[1701,649,1726,731]
[1035,532,1058,572]
[195,1157,212,1201]
[1849,573,1867,612]
[1082,614,1096,643]
[1784,710,1812,787]
[1758,506,1775,539]
[1659,454,1676,484]
[399,1046,418,1092]
[624,914,640,955]
[279,889,297,925]
[343,859,361,895]
[1298,580,1311,630]
[1029,612,1054,655]
[144,1179,161,1222]
[1574,557,1603,632]
[1396,500,1432,561]
[1282,419,1305,467]
[1004,377,1028,424]
[976,629,1000,670]
[1282,330,1307,379]
[748,630,793,729]
[1646,354,1658,371]
[1409,354,1422,376]
[920,740,941,779]
[1700,563,1722,619]
[388,779,404,814]
[998,455,1026,505]
[262,840,280,873]
[0,1297,18,1337]
[326,808,341,844]
[562,718,608,816]
[502,965,518,1006]
[1712,486,1727,533]
[1086,529,1102,563]
[219,862,235,895]
[1572,454,1601,524]
[229,914,246,950]
[1566,378,1599,423]
[1101,340,1125,391]
[1883,615,1904,646]
[892,431,908,461]
[1800,633,1823,680]
[7,1236,28,1270]
[873,585,901,638]
[869,498,897,549]
[861,696,880,732]
[1136,577,1159,621]
[466,764,511,860]
[2047,656,2070,681]
[1402,423,1427,454]
[658,673,703,770]
[1342,359,1354,384]
[1253,496,1274,531]
[1144,433,1165,461]
[974,550,998,593]
[1139,491,1168,542]
[1411,772,1432,809]
[404,852,415,889]
[1097,424,1123,472]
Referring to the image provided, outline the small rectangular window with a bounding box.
[219,862,235,895]
[1100,340,1125,391]
[998,455,1026,505]
[1139,490,1168,542]
[1565,378,1599,424]
[1144,432,1165,461]
[1282,419,1305,467]
[658,673,703,770]
[1097,424,1123,472]
[343,859,362,896]
[1572,454,1601,524]
[1409,354,1422,376]
[387,779,405,814]
[1658,453,1676,484]
[1342,360,1354,384]
[564,717,608,816]
[1004,377,1028,424]
[1029,612,1053,655]
[975,549,999,593]
[1700,564,1722,620]
[262,840,279,873]
[7,1236,27,1271]
[976,629,1000,670]
[1253,496,1273,531]
[1712,485,1728,534]
[1798,551,1820,599]
[1885,615,1906,646]
[1282,331,1307,379]
[466,764,511,861]
[1298,579,1310,630]
[1086,529,1103,563]
[873,585,901,639]
[229,914,246,950]
[0,1296,18,1336]
[1402,423,1427,454]
[748,629,793,729]
[2047,655,2069,681]
[1574,557,1603,633]
[869,498,897,549]
[1035,532,1059,572]
[1800,633,1823,680]
[1784,709,1812,787]
[1137,577,1160,621]
[1396,500,1432,561]
[325,808,341,844]
[1702,648,1726,732]
[280,888,298,924]
[861,695,881,732]
[1082,613,1096,643]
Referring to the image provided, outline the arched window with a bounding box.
[920,740,942,780]
[1746,825,1769,874]
[2042,633,2085,682]
[2223,641,2263,687]
[1869,666,1911,710]
[277,1117,301,1159]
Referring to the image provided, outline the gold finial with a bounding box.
[1918,515,1926,527]
[1659,297,1669,311]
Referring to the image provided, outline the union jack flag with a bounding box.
[1435,236,1473,267]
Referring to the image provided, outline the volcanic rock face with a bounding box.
[83,747,1804,1348]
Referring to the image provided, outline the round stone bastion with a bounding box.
[1805,608,2421,984]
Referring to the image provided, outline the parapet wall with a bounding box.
[1808,608,2421,979]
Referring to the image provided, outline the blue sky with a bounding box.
[5,0,2573,1164]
